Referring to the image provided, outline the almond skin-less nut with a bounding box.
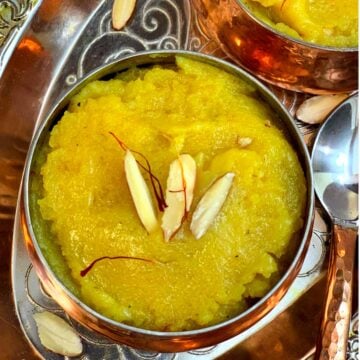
[112,0,136,30]
[296,94,348,124]
[124,149,158,233]
[33,311,83,357]
[190,172,235,239]
[161,154,196,241]
[179,154,197,212]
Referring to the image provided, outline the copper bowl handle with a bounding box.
[315,224,357,359]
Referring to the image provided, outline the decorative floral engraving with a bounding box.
[0,0,35,47]
[298,209,329,278]
[347,313,359,360]
[75,0,191,78]
[23,265,218,359]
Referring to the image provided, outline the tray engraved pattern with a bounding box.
[0,0,39,74]
[9,0,357,359]
[0,0,35,46]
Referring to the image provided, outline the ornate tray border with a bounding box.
[0,0,40,76]
[8,0,357,359]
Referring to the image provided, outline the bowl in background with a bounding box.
[21,50,314,352]
[193,0,358,94]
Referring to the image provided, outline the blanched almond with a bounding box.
[33,311,82,357]
[112,0,136,30]
[161,158,184,241]
[161,154,196,241]
[190,173,235,239]
[179,154,197,212]
[296,94,348,124]
[124,149,158,233]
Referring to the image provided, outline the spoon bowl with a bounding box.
[312,94,358,359]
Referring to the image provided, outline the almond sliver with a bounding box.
[296,94,348,124]
[162,158,185,241]
[112,0,136,30]
[161,154,196,241]
[124,149,158,233]
[190,172,235,239]
[179,154,197,212]
[33,311,82,357]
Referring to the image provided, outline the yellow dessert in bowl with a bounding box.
[242,0,358,48]
[23,51,313,350]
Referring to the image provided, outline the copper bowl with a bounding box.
[21,50,314,352]
[193,0,358,94]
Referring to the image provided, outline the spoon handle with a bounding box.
[315,224,357,360]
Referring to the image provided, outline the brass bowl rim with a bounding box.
[22,49,314,339]
[236,0,358,52]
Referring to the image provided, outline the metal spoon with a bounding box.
[312,94,358,360]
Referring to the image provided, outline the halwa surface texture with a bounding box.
[242,0,358,48]
[34,56,306,331]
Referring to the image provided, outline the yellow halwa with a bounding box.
[34,57,306,331]
[242,0,358,47]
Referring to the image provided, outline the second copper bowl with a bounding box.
[193,0,358,94]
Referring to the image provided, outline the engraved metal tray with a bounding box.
[3,0,358,359]
[0,0,40,76]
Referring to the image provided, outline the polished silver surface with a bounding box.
[312,94,358,360]
[0,0,40,77]
[0,0,356,358]
[312,95,359,223]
